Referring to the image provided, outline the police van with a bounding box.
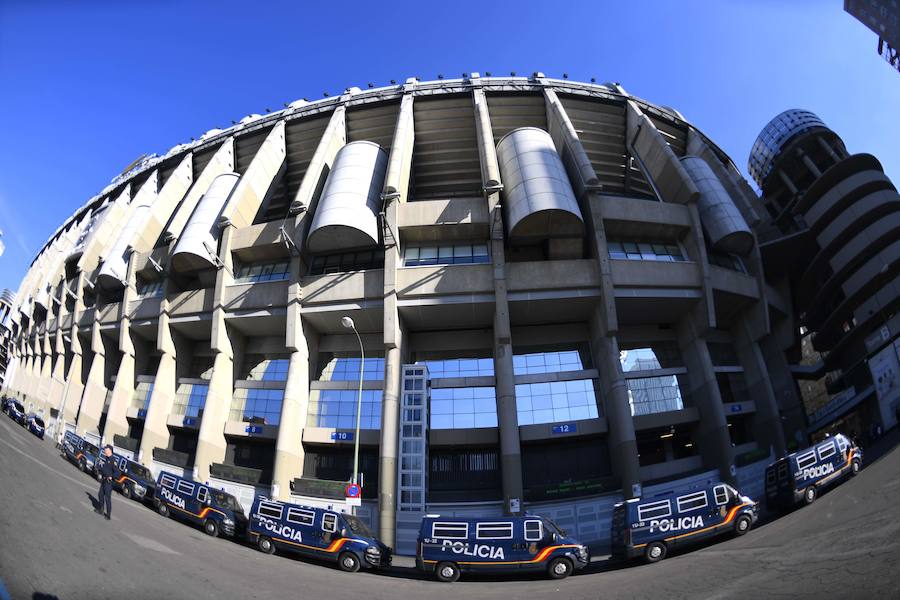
[611,483,759,563]
[416,514,590,582]
[26,415,46,439]
[153,471,247,539]
[247,496,391,572]
[765,433,861,510]
[8,400,26,425]
[96,453,157,502]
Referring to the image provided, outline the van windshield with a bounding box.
[83,443,99,454]
[130,464,152,480]
[214,492,242,512]
[33,419,45,427]
[343,515,374,538]
[543,518,567,537]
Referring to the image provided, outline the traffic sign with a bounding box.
[345,483,361,498]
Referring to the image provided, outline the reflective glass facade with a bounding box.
[230,388,284,425]
[317,356,385,381]
[234,261,290,284]
[403,242,489,267]
[418,357,494,378]
[515,379,598,425]
[430,386,497,429]
[513,349,587,375]
[307,389,383,429]
[172,383,208,418]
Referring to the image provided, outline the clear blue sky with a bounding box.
[0,0,897,294]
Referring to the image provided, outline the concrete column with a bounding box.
[490,201,525,514]
[192,224,236,483]
[379,193,404,548]
[47,329,67,418]
[290,107,346,213]
[59,334,84,424]
[759,333,808,449]
[102,331,135,445]
[383,90,415,202]
[101,251,139,445]
[37,332,54,413]
[138,326,177,466]
[675,316,734,483]
[589,309,641,498]
[732,318,787,457]
[272,253,310,500]
[472,88,502,191]
[220,121,287,229]
[76,322,108,437]
[625,101,699,205]
[165,140,234,243]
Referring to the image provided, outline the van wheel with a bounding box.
[644,541,667,563]
[734,514,752,536]
[850,459,861,476]
[803,486,817,505]
[435,561,460,583]
[338,551,361,573]
[547,557,573,579]
[203,519,219,538]
[157,502,170,517]
[79,458,87,472]
[257,536,276,555]
[121,485,132,500]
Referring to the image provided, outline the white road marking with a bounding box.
[121,531,181,555]
[59,505,72,513]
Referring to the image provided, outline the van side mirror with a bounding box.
[551,532,559,543]
[341,528,348,538]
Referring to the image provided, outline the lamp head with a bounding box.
[341,316,355,330]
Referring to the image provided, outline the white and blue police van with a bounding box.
[8,400,26,425]
[416,514,590,583]
[247,496,391,572]
[765,433,862,510]
[96,452,157,503]
[62,434,100,474]
[611,482,758,563]
[153,471,248,539]
[26,414,45,439]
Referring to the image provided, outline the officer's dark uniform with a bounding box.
[97,451,118,520]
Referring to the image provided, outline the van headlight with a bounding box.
[133,484,146,496]
[223,518,234,526]
[365,546,381,563]
[576,546,589,562]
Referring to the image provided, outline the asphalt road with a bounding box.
[1,414,899,600]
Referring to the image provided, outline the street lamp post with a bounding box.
[341,316,364,500]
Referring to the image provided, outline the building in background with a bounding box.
[845,0,900,73]
[749,109,900,442]
[1,75,895,554]
[0,289,15,390]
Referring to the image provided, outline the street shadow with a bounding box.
[33,593,60,600]
[85,491,100,512]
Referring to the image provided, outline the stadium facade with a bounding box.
[2,75,897,552]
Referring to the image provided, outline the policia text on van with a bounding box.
[248,497,391,572]
[154,471,247,539]
[765,433,862,510]
[611,482,758,563]
[417,515,589,582]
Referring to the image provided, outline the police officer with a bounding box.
[96,445,118,520]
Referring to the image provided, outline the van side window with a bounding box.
[713,484,729,506]
[286,507,315,526]
[637,500,671,521]
[817,441,836,461]
[524,520,543,541]
[777,462,788,479]
[476,522,514,540]
[322,513,337,533]
[432,522,468,539]
[676,491,708,513]
[197,487,209,503]
[258,500,284,520]
[160,474,177,489]
[176,480,195,496]
[836,436,848,452]
[765,469,776,485]
[796,450,816,470]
